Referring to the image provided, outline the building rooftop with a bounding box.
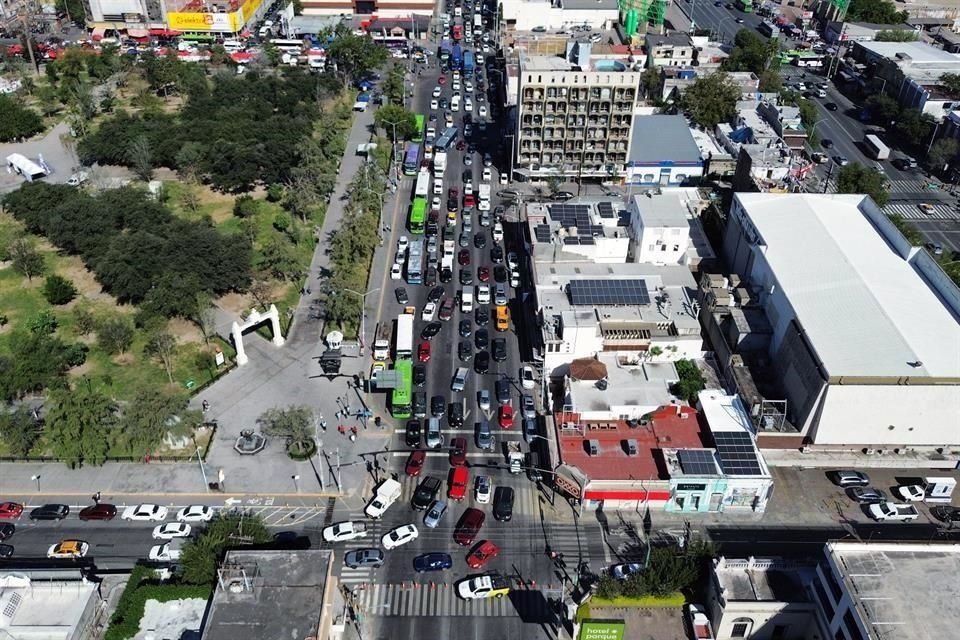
[713,557,814,602]
[628,115,704,165]
[0,570,98,640]
[631,192,690,228]
[557,400,705,481]
[646,33,694,48]
[561,0,619,9]
[826,541,960,640]
[735,193,960,378]
[566,357,679,416]
[201,550,332,640]
[857,39,960,65]
[526,199,632,264]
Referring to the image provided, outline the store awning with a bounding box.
[583,489,672,501]
[91,27,106,41]
[149,28,181,37]
[127,28,149,38]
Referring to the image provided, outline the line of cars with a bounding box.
[0,501,214,560]
[828,470,959,523]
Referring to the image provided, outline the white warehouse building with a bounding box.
[722,193,960,450]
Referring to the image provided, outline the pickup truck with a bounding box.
[506,442,523,474]
[867,501,920,522]
[365,478,402,519]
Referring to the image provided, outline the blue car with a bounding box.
[413,553,453,573]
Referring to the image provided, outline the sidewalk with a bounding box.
[2,101,394,500]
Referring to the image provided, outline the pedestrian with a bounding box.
[93,491,101,503]
[338,425,346,435]
[350,426,358,436]
[375,416,382,428]
[202,400,209,413]
[319,419,327,431]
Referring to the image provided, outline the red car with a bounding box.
[453,508,486,546]
[448,187,459,200]
[405,450,426,477]
[464,194,476,208]
[458,249,471,266]
[439,75,447,85]
[439,297,455,321]
[449,436,467,466]
[0,502,23,519]
[499,405,514,429]
[419,341,432,362]
[466,540,500,568]
[478,266,490,282]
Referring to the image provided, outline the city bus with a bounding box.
[412,114,426,143]
[402,143,421,176]
[391,359,413,419]
[409,197,427,234]
[269,38,305,54]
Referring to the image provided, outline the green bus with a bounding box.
[412,114,426,143]
[391,359,413,419]
[409,197,427,234]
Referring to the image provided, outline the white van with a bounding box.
[434,178,444,194]
[461,289,474,313]
[454,6,462,16]
[451,95,461,112]
[222,39,244,52]
[477,284,491,305]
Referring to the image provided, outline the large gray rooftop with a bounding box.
[200,550,333,640]
[629,115,703,165]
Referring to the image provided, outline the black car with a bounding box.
[824,102,838,111]
[425,267,438,286]
[496,379,512,404]
[462,169,472,183]
[474,232,487,248]
[414,552,453,572]
[931,505,960,524]
[0,524,14,541]
[475,307,489,325]
[431,395,446,417]
[395,287,409,304]
[493,265,508,283]
[448,402,464,428]
[413,392,427,418]
[440,267,453,283]
[821,138,833,149]
[421,322,442,340]
[459,319,472,337]
[460,269,474,286]
[0,544,12,559]
[447,198,458,211]
[429,286,445,303]
[30,504,69,521]
[406,419,422,447]
[413,364,427,386]
[493,486,514,522]
[474,350,490,373]
[458,340,473,361]
[492,338,507,362]
[474,328,489,349]
[491,245,504,263]
[412,476,442,510]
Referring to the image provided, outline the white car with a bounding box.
[465,81,474,92]
[431,99,439,110]
[520,366,536,389]
[896,485,926,501]
[382,524,419,550]
[390,263,402,280]
[433,179,444,195]
[482,167,492,183]
[464,99,473,113]
[122,504,168,521]
[432,86,442,98]
[499,172,508,185]
[152,522,192,540]
[478,389,491,411]
[397,235,409,255]
[475,475,492,503]
[477,283,491,305]
[47,540,89,559]
[506,252,518,270]
[176,505,214,522]
[452,81,461,91]
[149,543,182,562]
[478,105,488,118]
[493,222,504,243]
[510,270,521,289]
[322,521,369,542]
[422,301,437,321]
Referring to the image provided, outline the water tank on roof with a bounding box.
[678,69,696,80]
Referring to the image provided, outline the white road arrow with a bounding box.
[224,498,242,506]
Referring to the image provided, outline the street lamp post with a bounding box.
[31,474,40,492]
[292,474,300,494]
[343,287,381,357]
[381,118,404,180]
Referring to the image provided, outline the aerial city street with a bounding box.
[0,0,959,639]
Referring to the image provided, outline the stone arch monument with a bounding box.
[232,304,285,365]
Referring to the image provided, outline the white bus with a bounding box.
[6,153,47,182]
[414,169,431,198]
[864,134,890,160]
[269,38,305,54]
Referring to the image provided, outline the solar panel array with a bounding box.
[548,204,605,237]
[568,279,651,306]
[677,449,719,476]
[617,210,631,227]
[713,432,763,476]
[534,224,552,243]
[597,202,615,219]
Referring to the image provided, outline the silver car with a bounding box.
[830,470,870,488]
[423,500,448,528]
[521,394,536,420]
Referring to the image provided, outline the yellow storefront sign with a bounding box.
[168,11,240,33]
[239,0,263,24]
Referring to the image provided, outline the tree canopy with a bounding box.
[0,95,44,142]
[846,0,908,24]
[326,31,389,85]
[681,73,742,130]
[723,29,780,75]
[374,104,417,141]
[179,513,272,585]
[835,163,889,207]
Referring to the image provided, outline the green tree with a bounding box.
[97,317,135,355]
[257,235,302,281]
[380,64,406,105]
[28,310,58,335]
[894,108,934,145]
[326,32,388,84]
[145,332,178,384]
[681,72,742,129]
[836,163,889,207]
[43,274,78,305]
[928,138,959,172]
[8,236,45,281]
[670,359,706,404]
[887,214,924,246]
[73,305,96,336]
[846,0,908,24]
[233,195,259,218]
[2,330,83,400]
[374,104,417,141]
[641,67,661,98]
[0,405,43,457]
[45,385,115,467]
[0,94,44,142]
[940,72,960,97]
[179,513,272,585]
[757,70,782,94]
[116,387,187,456]
[865,94,900,125]
[258,405,316,457]
[128,135,154,181]
[191,292,218,345]
[723,29,780,75]
[875,29,918,42]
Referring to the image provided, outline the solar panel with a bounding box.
[534,224,552,243]
[597,202,615,219]
[617,210,631,227]
[578,236,595,245]
[549,204,591,227]
[678,449,719,476]
[563,237,579,245]
[568,279,651,306]
[713,431,763,476]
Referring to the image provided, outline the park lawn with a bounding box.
[576,593,686,621]
[162,180,236,224]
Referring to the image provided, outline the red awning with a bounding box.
[127,28,149,38]
[91,27,106,41]
[583,490,672,501]
[149,28,181,37]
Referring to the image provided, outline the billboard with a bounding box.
[167,11,239,32]
[579,620,626,640]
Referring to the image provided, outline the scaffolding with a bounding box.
[618,0,668,37]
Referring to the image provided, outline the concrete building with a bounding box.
[645,32,695,67]
[823,21,912,44]
[850,39,960,121]
[815,542,960,640]
[0,569,100,640]
[515,50,642,179]
[499,0,619,32]
[732,144,796,192]
[718,193,960,450]
[85,0,273,36]
[625,115,704,187]
[756,100,807,150]
[200,549,339,640]
[707,556,821,640]
[629,190,700,266]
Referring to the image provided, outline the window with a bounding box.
[731,619,753,638]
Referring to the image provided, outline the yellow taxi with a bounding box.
[47,539,89,559]
[918,203,935,215]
